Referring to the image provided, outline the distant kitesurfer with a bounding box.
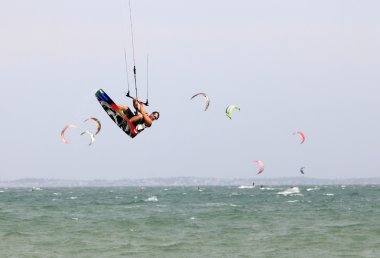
[117,98,159,132]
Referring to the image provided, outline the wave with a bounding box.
[238,185,255,189]
[260,187,276,190]
[277,187,301,196]
[145,196,158,202]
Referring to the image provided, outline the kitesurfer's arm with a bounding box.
[132,98,140,110]
[132,97,146,112]
[117,104,142,124]
[141,113,153,127]
[138,105,153,127]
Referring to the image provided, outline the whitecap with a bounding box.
[69,196,77,200]
[287,200,299,203]
[260,187,275,190]
[145,196,158,202]
[238,185,255,189]
[323,193,334,196]
[277,187,301,196]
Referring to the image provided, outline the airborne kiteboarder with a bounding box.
[117,98,159,132]
[95,0,159,138]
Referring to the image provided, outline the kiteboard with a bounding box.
[95,89,138,138]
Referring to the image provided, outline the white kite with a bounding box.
[84,117,101,135]
[190,93,210,111]
[80,130,95,146]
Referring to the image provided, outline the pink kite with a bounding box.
[293,131,305,144]
[255,160,265,175]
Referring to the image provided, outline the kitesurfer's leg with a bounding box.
[130,114,143,125]
[117,105,129,112]
[117,105,134,119]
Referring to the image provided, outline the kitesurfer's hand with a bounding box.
[133,97,145,108]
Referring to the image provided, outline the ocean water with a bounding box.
[0,185,379,257]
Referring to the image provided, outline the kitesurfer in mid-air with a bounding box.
[117,98,159,131]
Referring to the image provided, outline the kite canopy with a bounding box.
[300,166,305,174]
[61,124,78,144]
[80,130,95,146]
[255,160,265,175]
[190,93,210,111]
[84,117,101,135]
[293,131,305,144]
[226,105,240,119]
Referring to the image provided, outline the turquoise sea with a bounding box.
[0,185,379,257]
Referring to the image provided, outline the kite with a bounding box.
[80,130,95,146]
[84,117,101,135]
[255,160,265,175]
[293,131,305,144]
[61,124,78,144]
[190,93,210,111]
[226,105,240,119]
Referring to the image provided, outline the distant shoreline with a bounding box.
[1,177,379,187]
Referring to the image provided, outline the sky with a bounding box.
[1,0,379,180]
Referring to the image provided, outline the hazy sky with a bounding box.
[1,0,379,180]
